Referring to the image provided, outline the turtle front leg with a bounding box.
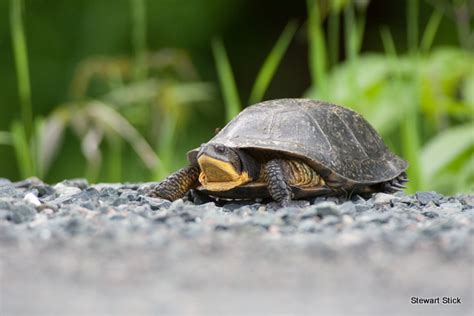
[150,165,200,201]
[264,159,293,207]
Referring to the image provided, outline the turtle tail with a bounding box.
[381,172,408,193]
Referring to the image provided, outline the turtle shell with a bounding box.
[188,99,407,185]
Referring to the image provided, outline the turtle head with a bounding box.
[197,144,259,191]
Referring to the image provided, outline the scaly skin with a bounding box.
[283,160,325,187]
[151,165,200,201]
[263,159,294,206]
[263,159,326,206]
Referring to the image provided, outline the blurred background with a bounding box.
[0,0,472,194]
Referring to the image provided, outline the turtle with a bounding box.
[151,99,408,206]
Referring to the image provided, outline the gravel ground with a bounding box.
[0,177,473,316]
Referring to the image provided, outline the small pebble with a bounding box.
[53,183,82,196]
[416,191,442,205]
[373,193,395,206]
[23,193,42,207]
[10,204,36,223]
[314,202,340,217]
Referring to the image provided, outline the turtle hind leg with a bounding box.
[150,165,200,201]
[352,172,408,195]
[381,172,408,193]
[263,159,293,207]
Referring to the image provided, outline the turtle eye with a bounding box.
[215,145,226,154]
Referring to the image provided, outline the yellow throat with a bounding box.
[197,154,251,191]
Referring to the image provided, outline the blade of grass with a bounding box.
[356,5,367,53]
[10,120,34,178]
[306,0,328,99]
[380,26,422,192]
[10,0,33,139]
[33,118,44,178]
[407,0,419,54]
[0,132,13,145]
[452,0,473,50]
[344,3,358,65]
[405,0,423,191]
[343,1,361,106]
[401,100,423,192]
[155,115,177,180]
[420,9,443,53]
[130,0,147,81]
[249,21,298,104]
[328,7,340,68]
[212,38,241,122]
[380,27,398,57]
[38,107,69,177]
[106,135,123,182]
[87,101,161,171]
[82,127,103,183]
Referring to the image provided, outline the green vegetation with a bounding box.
[9,0,35,178]
[213,21,298,120]
[305,1,473,193]
[1,0,473,194]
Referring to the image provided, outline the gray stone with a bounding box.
[0,178,11,186]
[350,195,367,203]
[99,187,120,199]
[321,215,341,225]
[112,198,129,207]
[458,195,474,208]
[373,193,395,206]
[10,204,36,223]
[165,216,185,228]
[23,193,42,207]
[252,214,278,228]
[0,209,13,220]
[325,196,342,204]
[59,179,89,190]
[355,204,369,213]
[311,196,328,204]
[422,211,439,219]
[74,188,100,200]
[299,208,318,219]
[63,217,93,235]
[143,197,171,210]
[0,200,12,210]
[53,183,82,196]
[416,191,442,205]
[339,202,357,214]
[398,195,416,205]
[12,177,43,188]
[33,185,54,197]
[110,215,126,221]
[358,212,391,224]
[437,201,463,215]
[313,202,340,217]
[65,188,100,210]
[119,190,140,201]
[297,219,319,233]
[0,186,20,198]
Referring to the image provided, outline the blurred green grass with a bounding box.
[1,0,473,194]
